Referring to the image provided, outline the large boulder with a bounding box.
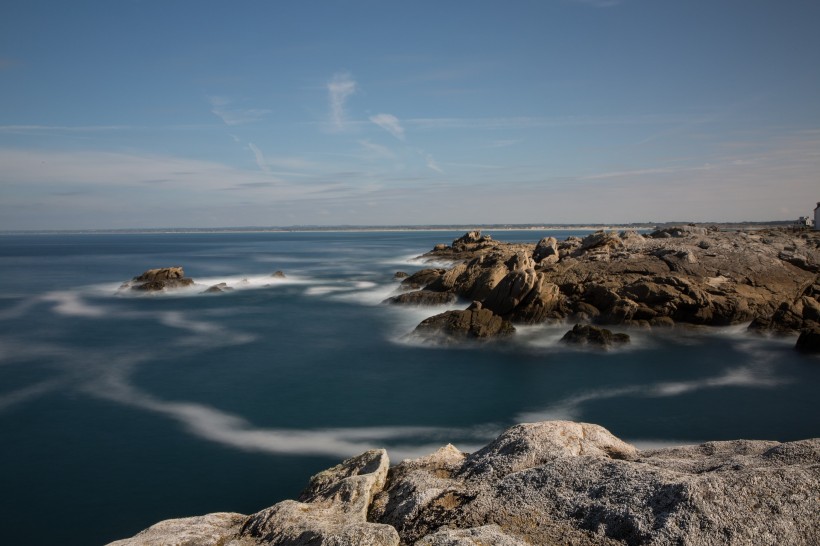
[533,236,559,264]
[240,449,399,546]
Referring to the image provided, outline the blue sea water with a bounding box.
[0,230,818,546]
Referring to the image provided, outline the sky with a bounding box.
[1,0,819,230]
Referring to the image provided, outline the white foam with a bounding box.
[41,291,109,317]
[516,364,789,424]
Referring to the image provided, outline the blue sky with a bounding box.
[1,0,819,229]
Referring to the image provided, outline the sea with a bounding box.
[0,229,818,546]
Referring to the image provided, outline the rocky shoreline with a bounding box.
[387,228,820,352]
[109,420,820,546]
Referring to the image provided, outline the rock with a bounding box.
[795,325,820,353]
[561,324,630,347]
[204,282,233,294]
[414,302,515,340]
[533,236,559,264]
[452,230,492,250]
[407,229,819,342]
[124,267,195,291]
[111,421,820,546]
[240,449,399,546]
[401,269,447,290]
[394,271,409,279]
[271,270,286,278]
[413,525,529,546]
[650,225,708,238]
[374,421,820,546]
[106,513,247,546]
[577,231,623,252]
[384,290,458,306]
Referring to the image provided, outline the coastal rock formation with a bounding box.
[394,229,820,350]
[121,266,195,291]
[109,420,820,546]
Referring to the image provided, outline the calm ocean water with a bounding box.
[1,230,818,545]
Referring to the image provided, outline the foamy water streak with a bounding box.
[517,344,789,423]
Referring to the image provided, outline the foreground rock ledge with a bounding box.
[108,420,820,546]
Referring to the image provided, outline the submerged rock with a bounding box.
[203,282,233,294]
[111,420,820,546]
[271,270,286,279]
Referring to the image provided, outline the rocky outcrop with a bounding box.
[385,290,458,306]
[561,324,630,348]
[400,229,820,350]
[414,302,515,341]
[121,267,195,291]
[240,449,399,546]
[110,420,820,546]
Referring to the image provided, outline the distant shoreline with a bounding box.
[0,220,801,236]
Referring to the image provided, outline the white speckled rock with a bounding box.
[105,512,248,546]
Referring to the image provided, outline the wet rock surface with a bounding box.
[109,420,820,546]
[389,229,820,351]
[561,324,630,348]
[122,266,195,291]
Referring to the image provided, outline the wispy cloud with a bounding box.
[208,96,271,126]
[580,164,715,181]
[359,139,395,159]
[327,72,357,130]
[369,113,405,140]
[425,154,444,174]
[247,143,270,173]
[404,114,694,131]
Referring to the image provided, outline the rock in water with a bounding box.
[561,324,630,348]
[109,420,820,546]
[414,302,515,340]
[384,290,458,306]
[795,325,820,353]
[123,267,195,291]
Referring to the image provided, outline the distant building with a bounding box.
[797,216,812,227]
[815,202,820,230]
